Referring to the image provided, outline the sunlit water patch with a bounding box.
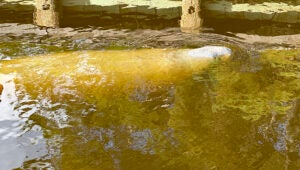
[0,48,299,169]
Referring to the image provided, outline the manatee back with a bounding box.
[187,46,232,59]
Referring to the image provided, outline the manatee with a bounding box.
[0,46,232,103]
[0,45,231,127]
[0,46,231,83]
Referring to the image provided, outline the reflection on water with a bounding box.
[0,74,49,169]
[0,49,299,169]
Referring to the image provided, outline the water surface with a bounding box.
[0,49,299,169]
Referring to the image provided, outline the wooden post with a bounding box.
[34,0,60,28]
[180,0,202,33]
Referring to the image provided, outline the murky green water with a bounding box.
[0,48,299,169]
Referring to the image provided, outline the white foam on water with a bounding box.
[187,46,232,59]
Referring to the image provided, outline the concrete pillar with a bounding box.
[180,0,202,33]
[33,0,60,28]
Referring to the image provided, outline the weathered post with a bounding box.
[180,0,202,33]
[34,0,60,28]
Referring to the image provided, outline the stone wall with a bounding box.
[203,1,300,24]
[1,0,300,23]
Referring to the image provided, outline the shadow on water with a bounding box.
[203,18,300,36]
